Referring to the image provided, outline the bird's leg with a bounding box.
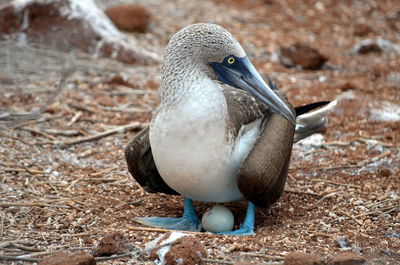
[218,202,255,236]
[134,197,202,231]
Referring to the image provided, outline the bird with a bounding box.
[125,23,336,235]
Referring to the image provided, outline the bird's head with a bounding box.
[164,23,295,124]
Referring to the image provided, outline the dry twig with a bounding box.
[17,251,56,259]
[240,252,286,260]
[311,179,361,189]
[1,167,46,175]
[337,209,364,226]
[18,127,57,141]
[0,240,31,249]
[0,202,69,208]
[201,258,235,264]
[284,188,320,197]
[95,252,138,262]
[13,115,63,129]
[0,133,33,146]
[129,226,207,236]
[66,111,83,127]
[0,255,39,262]
[354,205,399,218]
[60,122,144,147]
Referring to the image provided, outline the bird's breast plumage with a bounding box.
[149,81,260,202]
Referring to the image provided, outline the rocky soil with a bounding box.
[0,0,399,264]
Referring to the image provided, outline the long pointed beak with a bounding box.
[211,56,296,124]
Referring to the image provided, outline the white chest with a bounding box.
[149,77,262,202]
[149,87,248,202]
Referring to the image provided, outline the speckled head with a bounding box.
[169,24,245,62]
[161,23,295,124]
[162,23,246,79]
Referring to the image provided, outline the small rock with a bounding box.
[386,232,400,238]
[357,43,382,54]
[353,23,373,37]
[336,236,351,249]
[105,4,151,33]
[283,252,324,265]
[94,232,130,256]
[164,236,207,265]
[296,133,324,149]
[386,9,400,21]
[39,251,96,265]
[327,252,366,265]
[378,168,392,177]
[145,232,207,265]
[334,90,400,122]
[337,82,357,92]
[352,39,400,54]
[279,43,328,70]
[0,0,159,64]
[106,74,136,88]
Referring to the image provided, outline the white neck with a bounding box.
[158,64,227,122]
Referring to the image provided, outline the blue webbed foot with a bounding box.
[134,216,201,231]
[217,202,256,236]
[134,197,202,232]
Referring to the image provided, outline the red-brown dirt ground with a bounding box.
[1,0,399,264]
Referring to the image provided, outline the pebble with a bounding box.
[164,236,207,265]
[94,232,131,256]
[39,251,96,265]
[353,23,373,37]
[145,232,207,265]
[279,43,328,70]
[0,0,158,64]
[283,252,324,265]
[105,4,151,33]
[327,252,366,265]
[352,39,400,54]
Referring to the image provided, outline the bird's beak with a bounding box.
[211,56,296,124]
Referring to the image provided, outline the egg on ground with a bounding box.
[201,204,234,233]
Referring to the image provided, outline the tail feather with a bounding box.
[295,101,330,116]
[294,100,337,143]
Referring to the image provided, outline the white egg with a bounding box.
[201,204,234,233]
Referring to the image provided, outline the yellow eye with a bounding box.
[227,57,235,64]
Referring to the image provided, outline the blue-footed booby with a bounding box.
[125,23,335,235]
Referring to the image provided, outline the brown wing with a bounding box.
[225,88,295,208]
[124,127,178,195]
[222,85,270,138]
